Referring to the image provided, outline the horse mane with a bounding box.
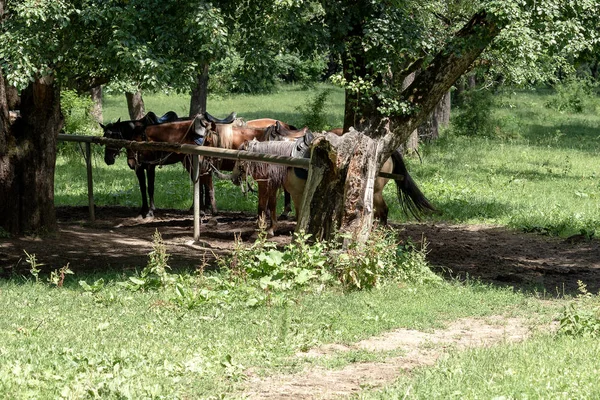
[215,123,234,149]
[243,140,296,188]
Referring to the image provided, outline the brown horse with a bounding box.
[102,113,218,218]
[233,136,435,236]
[201,113,304,216]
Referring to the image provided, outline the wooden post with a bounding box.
[85,142,95,221]
[192,155,201,241]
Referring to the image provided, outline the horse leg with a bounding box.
[279,190,292,221]
[147,164,156,214]
[135,166,151,218]
[202,174,218,215]
[284,170,307,223]
[373,189,389,225]
[267,184,278,237]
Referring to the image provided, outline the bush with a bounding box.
[296,89,332,131]
[544,78,597,114]
[559,281,600,338]
[332,228,441,290]
[452,88,496,137]
[59,89,102,160]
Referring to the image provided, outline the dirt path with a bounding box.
[242,316,547,399]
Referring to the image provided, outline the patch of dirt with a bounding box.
[243,316,545,399]
[1,207,599,295]
[399,223,600,295]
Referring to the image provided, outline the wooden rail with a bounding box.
[57,134,404,241]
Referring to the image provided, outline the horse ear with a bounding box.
[275,121,282,132]
[117,118,121,123]
[99,123,105,129]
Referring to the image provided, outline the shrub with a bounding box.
[296,89,332,131]
[331,227,441,290]
[452,88,496,137]
[545,79,597,114]
[559,281,600,338]
[59,89,102,160]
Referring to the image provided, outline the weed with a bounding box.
[118,230,175,291]
[559,281,600,337]
[297,89,333,131]
[330,228,441,290]
[79,278,106,293]
[48,263,74,287]
[24,250,42,284]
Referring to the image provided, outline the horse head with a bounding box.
[100,119,125,165]
[100,118,139,166]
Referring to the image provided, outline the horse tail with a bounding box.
[391,149,436,220]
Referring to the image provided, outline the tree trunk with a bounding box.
[401,72,419,153]
[126,90,145,120]
[437,91,451,127]
[0,76,61,235]
[418,92,450,143]
[297,130,377,244]
[90,86,103,123]
[189,63,209,117]
[4,79,20,111]
[0,70,9,156]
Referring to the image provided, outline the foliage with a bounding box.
[452,88,496,137]
[545,78,598,113]
[296,88,333,131]
[118,230,175,291]
[225,230,333,293]
[333,228,441,290]
[24,250,42,284]
[559,281,600,338]
[58,89,103,159]
[47,263,74,287]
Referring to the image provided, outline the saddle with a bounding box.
[292,131,313,180]
[203,111,237,125]
[143,111,180,125]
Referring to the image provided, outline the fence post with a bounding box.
[192,155,201,241]
[85,142,95,221]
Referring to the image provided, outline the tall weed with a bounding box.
[297,89,333,131]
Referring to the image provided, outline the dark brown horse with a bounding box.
[233,135,436,236]
[101,112,219,218]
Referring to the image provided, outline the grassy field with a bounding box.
[5,84,598,398]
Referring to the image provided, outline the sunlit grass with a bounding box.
[0,276,538,398]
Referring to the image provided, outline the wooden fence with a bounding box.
[57,134,403,241]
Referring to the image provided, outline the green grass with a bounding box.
[102,83,345,129]
[0,275,541,398]
[402,89,600,236]
[359,335,600,399]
